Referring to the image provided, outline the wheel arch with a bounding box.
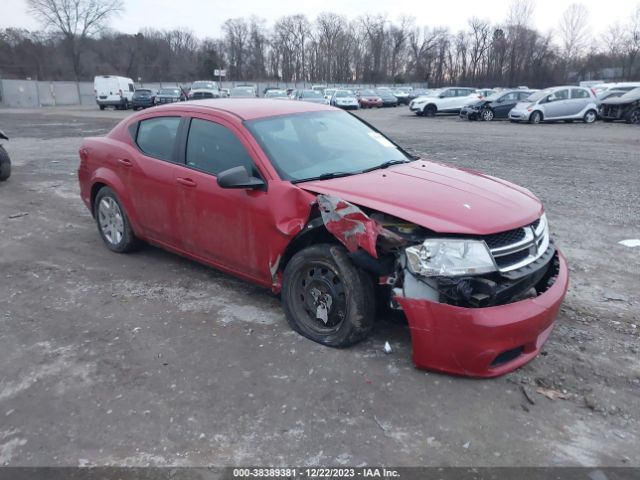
[89,171,143,237]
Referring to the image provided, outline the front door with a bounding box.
[543,89,570,119]
[172,116,273,282]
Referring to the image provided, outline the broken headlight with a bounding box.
[405,239,497,277]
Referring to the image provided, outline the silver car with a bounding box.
[509,86,598,124]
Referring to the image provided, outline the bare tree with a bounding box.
[27,0,123,80]
[558,3,590,62]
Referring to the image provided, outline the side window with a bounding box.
[552,89,569,101]
[571,88,589,99]
[128,83,134,92]
[502,92,517,102]
[186,119,256,176]
[136,116,181,161]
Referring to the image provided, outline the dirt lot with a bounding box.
[0,105,638,467]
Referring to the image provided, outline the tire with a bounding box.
[281,243,376,348]
[94,186,141,253]
[0,145,11,181]
[99,105,105,111]
[583,110,597,124]
[626,108,640,124]
[481,108,495,121]
[529,111,542,124]
[424,104,437,117]
[123,100,129,110]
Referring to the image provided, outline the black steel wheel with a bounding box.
[282,244,375,348]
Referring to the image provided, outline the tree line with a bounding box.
[0,0,639,88]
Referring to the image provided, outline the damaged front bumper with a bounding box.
[395,250,568,377]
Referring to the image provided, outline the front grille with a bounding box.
[483,228,526,249]
[483,214,550,273]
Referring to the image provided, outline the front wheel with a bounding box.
[94,187,141,253]
[281,244,376,348]
[626,108,640,124]
[529,111,542,124]
[583,110,597,124]
[424,104,437,117]
[481,108,495,121]
[0,145,11,181]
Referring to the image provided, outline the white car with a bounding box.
[329,90,359,110]
[409,87,479,116]
[508,86,598,124]
[94,75,135,110]
[323,88,336,104]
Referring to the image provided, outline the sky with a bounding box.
[1,0,636,39]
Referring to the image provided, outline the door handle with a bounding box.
[176,177,197,187]
[117,158,133,167]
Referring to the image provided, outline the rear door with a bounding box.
[569,88,591,115]
[172,115,273,281]
[128,115,183,245]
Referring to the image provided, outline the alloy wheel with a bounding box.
[98,197,124,246]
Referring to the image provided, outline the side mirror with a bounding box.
[217,166,265,190]
[547,95,556,102]
[438,93,446,98]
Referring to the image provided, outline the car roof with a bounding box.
[162,98,335,120]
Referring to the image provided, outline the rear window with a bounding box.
[136,117,181,161]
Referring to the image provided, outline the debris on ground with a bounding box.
[618,239,640,248]
[463,441,470,449]
[521,385,536,405]
[383,341,393,354]
[603,292,629,302]
[537,387,570,400]
[8,212,29,219]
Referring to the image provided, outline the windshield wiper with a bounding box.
[292,171,358,183]
[361,159,412,173]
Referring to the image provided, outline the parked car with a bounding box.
[264,89,289,99]
[323,88,336,104]
[188,81,220,100]
[154,88,186,104]
[94,75,134,110]
[329,90,359,110]
[409,87,479,116]
[0,128,10,181]
[599,87,640,124]
[460,89,536,121]
[230,86,257,98]
[357,89,383,108]
[377,89,399,107]
[393,88,412,105]
[508,86,598,124]
[78,99,568,378]
[592,82,640,96]
[131,88,156,110]
[293,89,325,104]
[407,88,431,100]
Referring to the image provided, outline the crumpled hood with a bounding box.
[602,93,640,105]
[299,161,543,235]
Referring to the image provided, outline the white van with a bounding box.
[94,75,135,110]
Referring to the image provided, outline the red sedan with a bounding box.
[78,99,568,377]
[357,89,383,108]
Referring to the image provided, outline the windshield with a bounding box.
[303,90,322,98]
[484,92,504,101]
[526,89,551,102]
[245,111,410,182]
[159,89,180,95]
[361,90,376,96]
[191,82,217,90]
[334,91,352,98]
[266,90,287,97]
[231,87,254,96]
[135,89,151,94]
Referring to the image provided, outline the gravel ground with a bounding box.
[0,105,638,467]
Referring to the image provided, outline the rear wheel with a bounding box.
[94,187,141,253]
[583,110,597,124]
[529,111,542,124]
[0,145,11,181]
[626,109,640,124]
[281,244,375,348]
